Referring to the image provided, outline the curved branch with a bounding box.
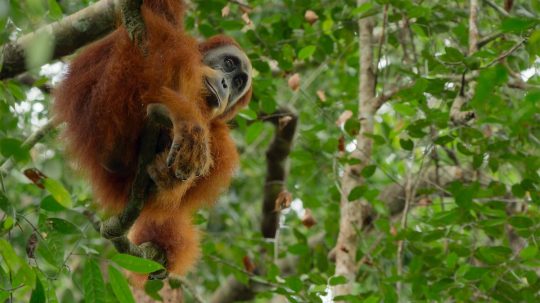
[0,0,119,80]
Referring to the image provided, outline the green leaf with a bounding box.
[501,18,537,33]
[144,280,164,302]
[42,178,72,208]
[348,185,367,201]
[329,275,348,286]
[47,0,63,20]
[238,108,258,121]
[508,216,534,228]
[111,254,164,274]
[30,278,45,303]
[40,195,67,212]
[0,138,30,163]
[6,81,26,100]
[475,246,512,265]
[399,138,414,151]
[245,121,265,144]
[83,259,106,303]
[46,218,81,235]
[519,246,538,260]
[284,276,303,292]
[361,165,376,178]
[108,265,136,303]
[0,239,36,286]
[0,192,16,220]
[25,30,54,70]
[298,46,316,60]
[441,47,464,63]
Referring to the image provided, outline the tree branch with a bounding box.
[0,118,60,174]
[209,109,298,303]
[99,105,170,279]
[0,0,119,80]
[333,0,376,298]
[483,0,511,17]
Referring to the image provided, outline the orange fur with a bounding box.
[54,0,250,277]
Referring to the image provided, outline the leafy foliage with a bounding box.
[0,0,539,302]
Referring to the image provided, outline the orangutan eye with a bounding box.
[224,57,235,72]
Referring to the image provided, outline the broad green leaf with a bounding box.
[30,278,45,303]
[43,178,72,208]
[399,138,414,151]
[245,121,265,144]
[40,195,67,212]
[509,216,534,228]
[329,275,348,286]
[111,254,164,273]
[476,246,512,265]
[348,185,367,201]
[361,165,376,178]
[144,280,164,301]
[47,0,63,20]
[298,46,316,60]
[46,218,81,235]
[83,259,106,303]
[0,137,30,162]
[519,246,538,260]
[0,239,36,287]
[238,108,258,121]
[108,265,135,303]
[501,18,537,33]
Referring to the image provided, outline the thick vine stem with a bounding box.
[98,104,172,279]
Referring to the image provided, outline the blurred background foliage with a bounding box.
[0,0,539,302]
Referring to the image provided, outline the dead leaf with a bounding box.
[288,73,301,91]
[316,90,327,102]
[221,4,231,17]
[335,110,353,126]
[242,256,256,273]
[302,208,317,228]
[241,12,252,25]
[24,168,47,189]
[305,10,319,25]
[338,135,345,152]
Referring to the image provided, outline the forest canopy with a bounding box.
[0,0,539,302]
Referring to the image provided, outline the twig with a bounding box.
[0,118,60,173]
[99,106,169,279]
[477,31,503,49]
[469,0,480,54]
[483,0,510,17]
[175,277,206,303]
[373,4,389,90]
[372,82,415,111]
[485,38,527,68]
[0,0,119,80]
[228,0,253,10]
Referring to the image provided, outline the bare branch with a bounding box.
[0,118,60,174]
[469,0,480,54]
[483,0,511,17]
[485,38,527,68]
[477,31,503,49]
[333,0,376,298]
[0,0,119,80]
[372,82,415,111]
